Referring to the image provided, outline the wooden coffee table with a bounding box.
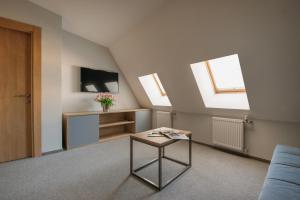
[130,128,192,190]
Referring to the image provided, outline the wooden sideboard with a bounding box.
[63,109,152,149]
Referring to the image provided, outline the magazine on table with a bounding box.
[147,129,163,137]
[147,127,189,140]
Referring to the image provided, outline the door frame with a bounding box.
[0,17,41,157]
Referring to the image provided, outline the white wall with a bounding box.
[62,31,139,112]
[0,1,139,153]
[0,0,62,153]
[110,0,300,122]
[173,112,300,160]
[110,0,300,160]
[1,0,299,159]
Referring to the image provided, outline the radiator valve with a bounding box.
[243,115,253,124]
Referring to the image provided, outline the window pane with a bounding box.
[209,54,245,90]
[190,54,250,110]
[139,73,172,106]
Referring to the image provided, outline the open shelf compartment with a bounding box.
[99,111,136,141]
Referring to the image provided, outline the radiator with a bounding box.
[156,111,172,128]
[212,117,244,152]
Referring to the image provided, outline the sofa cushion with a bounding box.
[274,145,300,156]
[259,144,300,200]
[259,179,300,200]
[272,152,300,168]
[268,162,300,185]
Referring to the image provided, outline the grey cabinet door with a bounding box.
[67,115,99,149]
[135,110,152,133]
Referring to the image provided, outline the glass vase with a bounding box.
[102,104,110,112]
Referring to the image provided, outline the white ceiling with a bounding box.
[29,0,169,47]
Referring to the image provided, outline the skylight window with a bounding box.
[191,54,250,110]
[139,73,171,106]
[205,54,246,93]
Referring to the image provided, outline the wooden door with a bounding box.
[0,26,32,162]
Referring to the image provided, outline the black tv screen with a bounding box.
[80,67,119,93]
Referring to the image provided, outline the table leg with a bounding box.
[158,147,162,190]
[189,135,192,166]
[130,137,133,174]
[130,135,191,191]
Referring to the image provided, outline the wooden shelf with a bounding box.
[63,108,150,117]
[63,109,151,149]
[99,121,135,128]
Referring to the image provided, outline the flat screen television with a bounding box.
[80,67,119,93]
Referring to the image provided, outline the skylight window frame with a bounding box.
[152,73,166,96]
[138,73,172,107]
[204,61,246,94]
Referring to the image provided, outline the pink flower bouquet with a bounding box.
[95,93,115,112]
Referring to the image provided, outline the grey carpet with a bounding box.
[0,137,268,200]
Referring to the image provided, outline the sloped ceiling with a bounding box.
[29,0,169,46]
[110,0,300,122]
[29,0,300,122]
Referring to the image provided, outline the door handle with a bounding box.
[13,94,31,104]
[13,94,31,98]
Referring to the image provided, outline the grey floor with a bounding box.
[0,137,268,200]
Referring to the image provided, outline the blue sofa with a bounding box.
[259,145,300,200]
